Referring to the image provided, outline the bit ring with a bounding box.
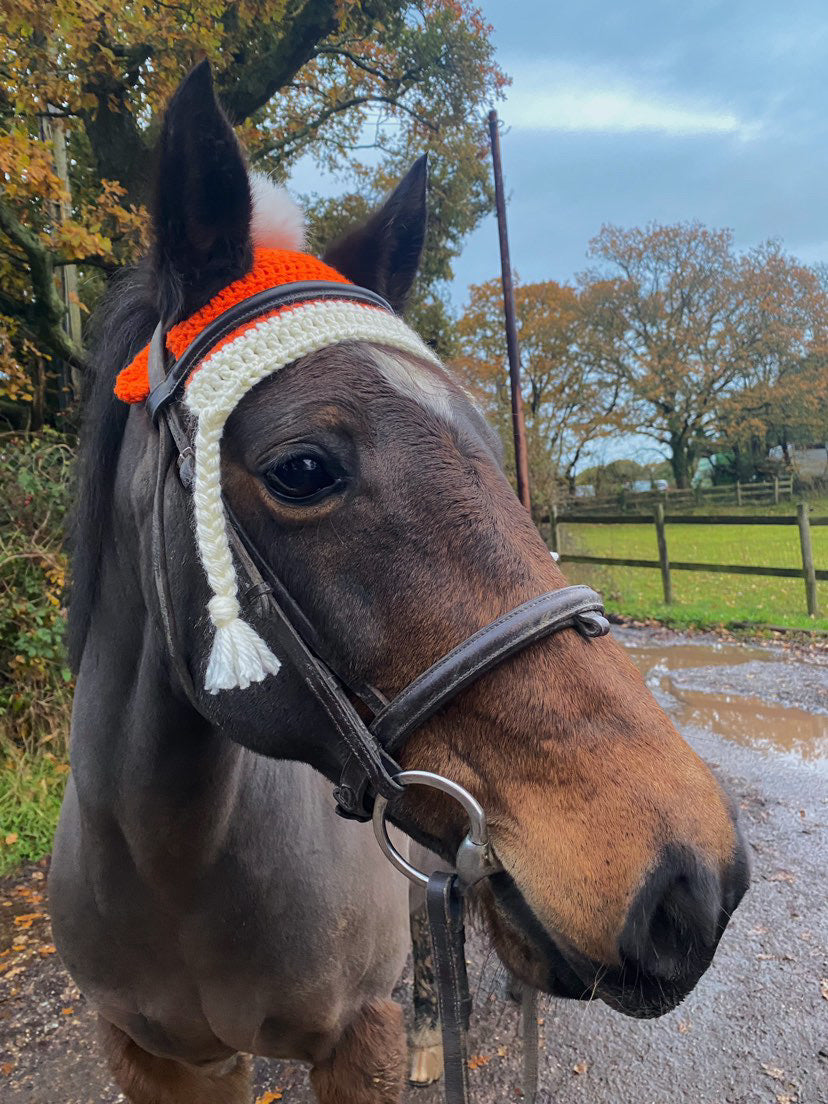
[372,769,501,888]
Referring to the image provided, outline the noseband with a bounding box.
[145,284,610,1104]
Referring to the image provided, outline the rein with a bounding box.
[145,284,610,1104]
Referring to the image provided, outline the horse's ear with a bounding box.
[152,60,252,324]
[322,155,428,313]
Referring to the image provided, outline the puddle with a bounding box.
[617,635,828,761]
[668,688,828,759]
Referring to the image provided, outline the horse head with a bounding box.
[108,61,748,1021]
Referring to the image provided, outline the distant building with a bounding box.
[767,445,828,480]
[693,458,715,488]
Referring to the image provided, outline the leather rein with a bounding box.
[144,283,611,1104]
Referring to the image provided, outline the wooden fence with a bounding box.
[562,476,793,515]
[545,502,826,618]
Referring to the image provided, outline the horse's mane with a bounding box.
[67,265,158,671]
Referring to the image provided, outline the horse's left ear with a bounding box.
[152,60,253,325]
[322,155,428,313]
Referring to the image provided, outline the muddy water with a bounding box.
[615,631,828,761]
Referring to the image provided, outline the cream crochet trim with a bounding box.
[184,299,440,694]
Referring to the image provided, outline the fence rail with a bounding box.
[544,502,823,617]
[562,476,794,514]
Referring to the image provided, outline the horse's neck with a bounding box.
[71,510,245,886]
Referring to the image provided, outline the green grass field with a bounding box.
[556,500,828,631]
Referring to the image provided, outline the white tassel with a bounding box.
[204,596,281,694]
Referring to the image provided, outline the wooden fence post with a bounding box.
[797,502,820,617]
[774,477,780,506]
[549,504,559,555]
[736,481,742,506]
[654,504,673,604]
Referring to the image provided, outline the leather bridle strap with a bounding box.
[336,585,608,819]
[150,407,200,707]
[425,873,538,1104]
[426,872,472,1104]
[521,986,538,1104]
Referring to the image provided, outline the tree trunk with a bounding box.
[40,108,84,405]
[82,79,150,203]
[31,358,46,432]
[669,436,693,488]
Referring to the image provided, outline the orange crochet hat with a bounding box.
[114,248,350,404]
[116,235,440,694]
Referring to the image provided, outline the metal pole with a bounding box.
[488,109,531,511]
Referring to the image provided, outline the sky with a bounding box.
[292,0,828,467]
[292,0,828,298]
[449,0,828,296]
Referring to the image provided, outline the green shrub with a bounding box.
[0,745,68,873]
[0,431,73,872]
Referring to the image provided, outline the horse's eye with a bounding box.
[264,453,342,504]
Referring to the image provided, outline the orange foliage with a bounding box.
[454,278,625,503]
[0,1,504,419]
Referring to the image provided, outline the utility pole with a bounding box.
[488,109,531,511]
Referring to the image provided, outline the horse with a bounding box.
[49,61,749,1104]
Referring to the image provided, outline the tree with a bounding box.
[0,1,505,424]
[576,458,664,495]
[714,247,828,475]
[580,223,828,487]
[453,278,624,504]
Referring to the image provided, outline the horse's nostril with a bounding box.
[619,848,723,980]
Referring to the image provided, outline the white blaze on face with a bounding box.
[367,347,456,423]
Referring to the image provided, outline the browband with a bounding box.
[146,280,394,421]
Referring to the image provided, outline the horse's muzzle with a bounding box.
[486,828,750,1018]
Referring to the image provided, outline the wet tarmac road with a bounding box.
[1,626,826,1103]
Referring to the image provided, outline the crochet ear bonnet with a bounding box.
[115,179,440,694]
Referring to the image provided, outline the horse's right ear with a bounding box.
[321,155,428,314]
[152,60,253,325]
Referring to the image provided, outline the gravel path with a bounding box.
[1,626,826,1104]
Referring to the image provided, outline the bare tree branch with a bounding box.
[251,91,437,164]
[217,0,343,122]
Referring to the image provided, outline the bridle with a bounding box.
[144,281,610,1104]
